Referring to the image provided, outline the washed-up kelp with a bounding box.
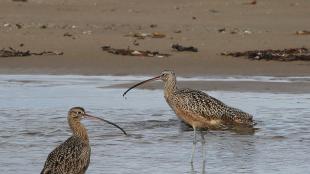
[221,48,310,61]
[102,46,170,58]
[0,47,31,57]
[0,47,63,57]
[124,32,166,39]
[296,30,310,35]
[172,44,198,52]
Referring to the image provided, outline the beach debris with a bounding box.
[244,0,257,5]
[15,23,23,29]
[173,30,182,33]
[230,30,238,34]
[150,24,157,28]
[101,46,170,58]
[125,32,147,39]
[0,47,63,58]
[172,44,198,52]
[0,48,31,57]
[133,40,140,46]
[40,25,47,29]
[221,47,310,61]
[63,32,73,37]
[218,28,226,33]
[125,32,166,39]
[295,30,310,36]
[243,30,252,34]
[4,23,11,27]
[32,50,64,56]
[63,32,76,39]
[152,32,165,38]
[218,27,253,35]
[250,0,257,5]
[82,30,92,35]
[209,9,219,13]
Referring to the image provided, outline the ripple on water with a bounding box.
[0,75,310,174]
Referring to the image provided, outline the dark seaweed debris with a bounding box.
[0,47,63,57]
[172,44,198,52]
[221,48,310,61]
[101,46,170,58]
[296,30,310,35]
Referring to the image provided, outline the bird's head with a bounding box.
[122,70,176,97]
[68,107,86,121]
[68,107,127,135]
[159,70,175,82]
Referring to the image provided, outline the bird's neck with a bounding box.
[164,78,177,98]
[68,118,89,143]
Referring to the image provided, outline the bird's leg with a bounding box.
[200,130,207,163]
[191,127,197,164]
[201,159,206,174]
[190,163,196,174]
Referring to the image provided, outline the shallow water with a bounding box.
[0,75,309,174]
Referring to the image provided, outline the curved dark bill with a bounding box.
[84,114,127,135]
[122,75,161,97]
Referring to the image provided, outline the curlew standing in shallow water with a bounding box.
[123,70,254,163]
[41,107,127,174]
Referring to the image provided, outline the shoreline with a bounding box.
[1,74,309,94]
[105,80,310,94]
[0,0,309,77]
[1,57,310,77]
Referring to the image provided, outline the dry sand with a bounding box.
[0,0,310,92]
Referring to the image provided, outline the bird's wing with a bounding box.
[173,88,253,125]
[41,136,90,174]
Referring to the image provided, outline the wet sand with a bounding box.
[0,0,310,77]
[108,80,310,94]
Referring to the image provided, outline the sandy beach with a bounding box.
[1,1,310,173]
[0,0,309,77]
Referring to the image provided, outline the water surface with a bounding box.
[0,75,309,174]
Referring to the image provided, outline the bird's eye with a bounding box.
[76,111,82,114]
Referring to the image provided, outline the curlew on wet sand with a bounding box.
[123,70,255,163]
[41,107,127,174]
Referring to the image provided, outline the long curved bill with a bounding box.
[84,114,127,135]
[122,75,161,97]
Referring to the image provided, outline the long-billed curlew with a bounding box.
[123,70,255,163]
[41,107,127,174]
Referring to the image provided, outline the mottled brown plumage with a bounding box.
[124,71,254,129]
[165,85,254,129]
[123,70,255,162]
[41,107,127,174]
